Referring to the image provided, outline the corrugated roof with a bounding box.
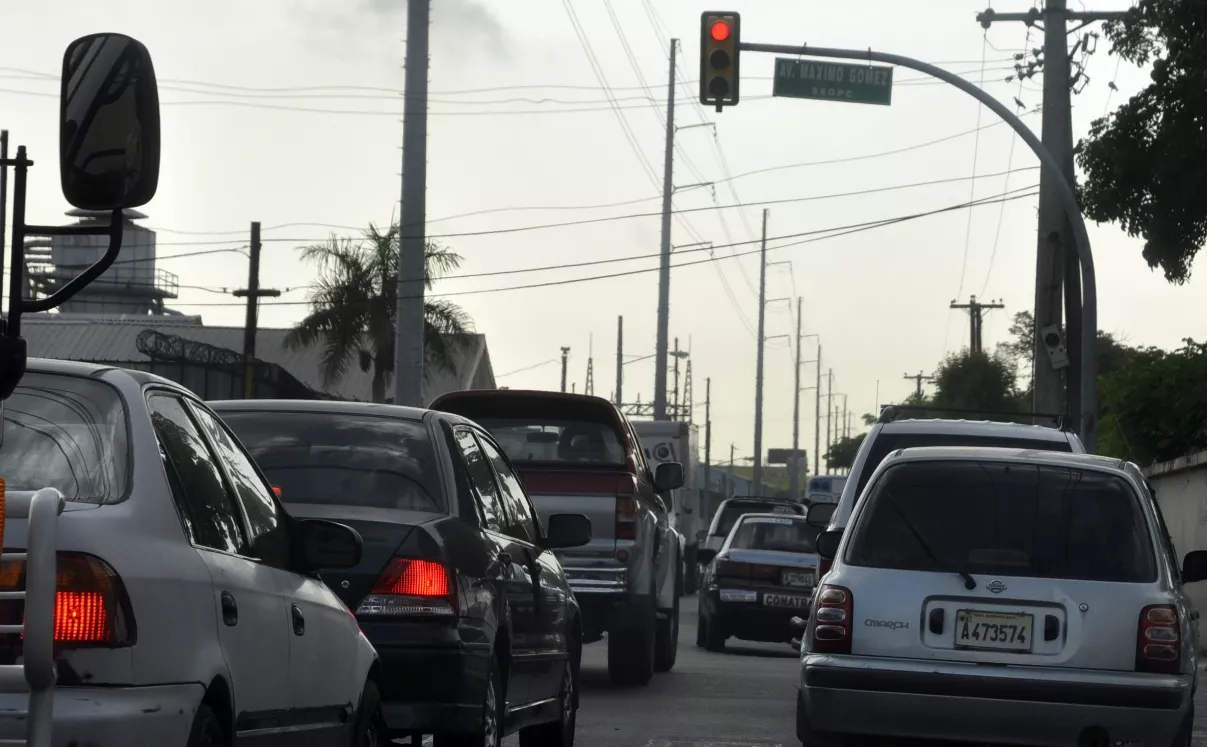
[20,313,494,402]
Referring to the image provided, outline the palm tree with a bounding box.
[285,223,473,403]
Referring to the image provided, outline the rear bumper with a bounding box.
[702,586,811,643]
[799,654,1192,746]
[0,683,201,747]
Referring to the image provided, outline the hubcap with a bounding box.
[483,675,499,747]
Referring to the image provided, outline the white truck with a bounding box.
[631,420,700,595]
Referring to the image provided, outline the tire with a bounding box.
[654,566,681,672]
[607,616,656,686]
[186,704,225,747]
[436,656,503,747]
[704,614,726,653]
[350,680,385,747]
[519,658,577,747]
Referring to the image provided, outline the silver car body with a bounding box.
[799,447,1198,746]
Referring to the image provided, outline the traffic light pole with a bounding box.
[653,40,678,421]
[734,39,1099,451]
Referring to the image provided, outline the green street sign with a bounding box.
[772,58,894,106]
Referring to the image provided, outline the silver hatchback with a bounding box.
[797,446,1201,747]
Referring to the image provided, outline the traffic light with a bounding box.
[700,11,740,111]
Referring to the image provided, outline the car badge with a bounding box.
[986,579,1007,594]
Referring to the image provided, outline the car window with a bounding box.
[847,460,1157,583]
[190,405,291,569]
[0,372,129,503]
[713,502,802,536]
[477,434,538,543]
[147,394,247,555]
[219,410,442,512]
[455,428,505,532]
[475,417,626,467]
[727,517,818,554]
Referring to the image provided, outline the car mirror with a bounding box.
[806,502,836,528]
[697,547,718,565]
[543,514,592,549]
[1183,550,1207,584]
[298,519,363,571]
[59,33,161,210]
[653,462,685,492]
[816,530,842,560]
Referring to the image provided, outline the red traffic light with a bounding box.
[710,21,730,42]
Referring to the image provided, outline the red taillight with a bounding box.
[1136,604,1181,673]
[357,558,457,618]
[810,584,852,654]
[0,553,132,647]
[616,497,638,540]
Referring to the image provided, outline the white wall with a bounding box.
[1145,450,1207,648]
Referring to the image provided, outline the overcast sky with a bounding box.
[2,0,1183,468]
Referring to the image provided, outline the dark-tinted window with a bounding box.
[713,501,803,537]
[455,428,504,530]
[479,436,538,543]
[728,517,818,554]
[0,372,129,503]
[847,460,1156,583]
[854,432,1073,498]
[477,418,626,466]
[148,395,246,554]
[220,411,442,512]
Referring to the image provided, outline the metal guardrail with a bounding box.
[0,487,65,747]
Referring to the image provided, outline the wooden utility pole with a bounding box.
[232,222,280,399]
[560,347,571,392]
[950,295,1005,353]
[904,371,935,398]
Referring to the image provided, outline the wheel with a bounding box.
[704,613,726,653]
[519,658,577,747]
[654,567,681,672]
[350,680,385,747]
[607,616,655,686]
[186,704,225,747]
[436,656,503,747]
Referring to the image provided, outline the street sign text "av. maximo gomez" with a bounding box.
[772,57,894,106]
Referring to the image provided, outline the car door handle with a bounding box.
[291,604,305,636]
[220,591,238,626]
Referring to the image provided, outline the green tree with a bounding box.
[825,433,866,471]
[1076,1,1207,283]
[285,223,473,403]
[930,349,1020,413]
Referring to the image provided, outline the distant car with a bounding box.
[0,360,381,747]
[696,513,819,652]
[698,497,805,583]
[212,399,592,747]
[799,446,1199,747]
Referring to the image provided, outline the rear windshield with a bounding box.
[714,502,802,536]
[219,411,442,512]
[476,418,626,467]
[854,432,1072,498]
[847,460,1156,583]
[729,517,817,554]
[0,372,129,503]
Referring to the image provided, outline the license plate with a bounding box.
[764,593,810,609]
[955,609,1034,652]
[782,570,814,588]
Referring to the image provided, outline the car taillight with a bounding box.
[810,584,852,654]
[616,495,638,541]
[356,558,457,618]
[1136,604,1180,673]
[0,553,134,648]
[714,559,749,578]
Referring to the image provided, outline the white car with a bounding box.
[798,446,1198,747]
[0,359,382,747]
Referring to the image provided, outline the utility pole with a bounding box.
[615,316,623,406]
[672,337,682,420]
[814,345,822,476]
[904,371,935,399]
[950,295,1005,353]
[824,369,833,472]
[394,0,432,407]
[232,222,281,399]
[752,209,769,496]
[560,347,571,393]
[585,333,595,396]
[842,394,849,439]
[653,39,678,421]
[704,377,712,501]
[791,298,803,500]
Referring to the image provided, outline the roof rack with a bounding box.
[877,404,1069,430]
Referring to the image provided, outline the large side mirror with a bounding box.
[298,519,363,571]
[697,547,718,565]
[816,530,842,560]
[654,462,685,492]
[1183,551,1207,584]
[806,502,837,528]
[543,514,592,549]
[60,33,161,210]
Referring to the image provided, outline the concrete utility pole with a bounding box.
[791,298,803,500]
[814,345,822,476]
[752,209,769,495]
[825,369,833,472]
[653,39,678,421]
[672,337,682,420]
[950,295,1005,353]
[233,222,281,399]
[842,394,849,439]
[615,316,623,406]
[394,0,431,407]
[560,347,571,392]
[585,333,595,396]
[904,371,935,398]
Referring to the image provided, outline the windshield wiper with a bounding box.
[883,494,976,590]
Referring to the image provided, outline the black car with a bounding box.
[211,400,592,747]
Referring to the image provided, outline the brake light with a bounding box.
[1136,604,1180,673]
[616,497,637,540]
[810,584,852,654]
[356,558,457,618]
[0,553,133,647]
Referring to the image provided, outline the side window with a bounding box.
[190,405,292,570]
[455,428,505,532]
[477,434,538,543]
[147,394,247,555]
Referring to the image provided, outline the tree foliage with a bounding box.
[930,350,1021,414]
[285,223,473,402]
[1077,0,1207,283]
[825,433,866,471]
